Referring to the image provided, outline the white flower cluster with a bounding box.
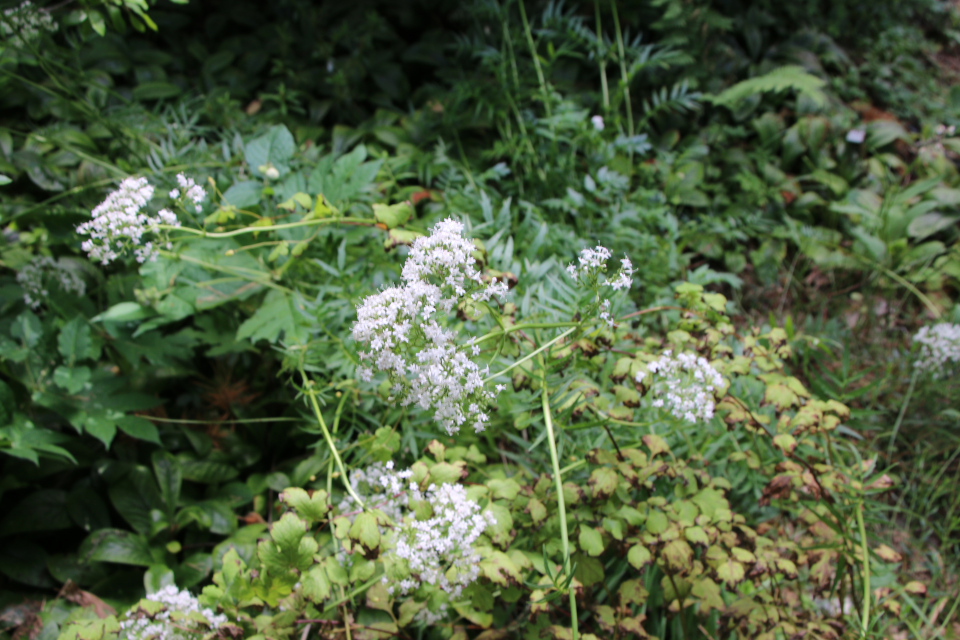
[353,219,508,435]
[566,244,634,291]
[16,256,85,309]
[637,350,723,423]
[913,323,960,379]
[339,463,494,604]
[77,177,180,264]
[1,1,57,48]
[168,173,206,214]
[118,585,226,640]
[390,480,495,600]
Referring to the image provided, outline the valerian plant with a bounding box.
[46,172,921,640]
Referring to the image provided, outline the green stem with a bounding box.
[517,0,553,121]
[322,571,384,613]
[484,326,578,383]
[163,216,371,239]
[887,369,918,457]
[856,501,871,637]
[609,0,634,140]
[594,0,610,111]
[302,376,365,508]
[538,353,579,640]
[473,322,579,345]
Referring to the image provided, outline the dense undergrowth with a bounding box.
[1,0,960,639]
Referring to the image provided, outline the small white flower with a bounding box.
[638,350,723,423]
[1,1,57,48]
[16,256,85,309]
[846,129,866,144]
[264,166,280,180]
[591,115,605,131]
[353,219,506,435]
[913,323,960,379]
[117,584,226,640]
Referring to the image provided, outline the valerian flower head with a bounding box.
[118,585,227,640]
[566,244,633,291]
[913,323,960,379]
[389,481,495,600]
[591,115,605,131]
[637,350,723,423]
[1,1,57,48]
[339,463,494,606]
[353,219,507,435]
[173,173,206,213]
[76,177,180,264]
[16,256,85,309]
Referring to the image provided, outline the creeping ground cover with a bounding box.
[2,0,960,639]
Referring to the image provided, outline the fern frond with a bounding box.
[708,65,827,108]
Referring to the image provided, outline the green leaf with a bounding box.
[302,564,331,603]
[362,427,400,462]
[588,467,618,499]
[132,82,182,101]
[715,557,745,586]
[372,202,413,229]
[108,467,163,534]
[684,526,709,545]
[116,416,161,444]
[236,290,310,345]
[280,487,329,523]
[91,302,151,323]
[82,529,155,566]
[488,478,521,501]
[245,126,296,178]
[661,540,694,572]
[691,577,725,613]
[627,544,651,569]
[0,489,71,536]
[11,311,43,348]
[83,413,117,448]
[709,66,827,109]
[177,455,239,483]
[54,365,91,394]
[271,512,307,550]
[58,317,95,363]
[222,181,263,208]
[152,451,182,518]
[907,212,959,240]
[348,512,380,554]
[578,526,605,557]
[645,510,669,535]
[0,540,52,587]
[144,564,176,594]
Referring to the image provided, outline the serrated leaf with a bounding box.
[245,125,296,178]
[281,488,329,523]
[236,290,310,345]
[348,512,380,554]
[58,317,95,363]
[488,478,521,501]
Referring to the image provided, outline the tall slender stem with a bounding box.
[539,353,579,640]
[484,326,578,383]
[856,501,871,638]
[609,0,634,140]
[473,322,579,345]
[594,0,609,110]
[887,369,918,457]
[161,216,371,239]
[517,0,552,122]
[302,375,365,508]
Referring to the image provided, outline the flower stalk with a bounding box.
[539,352,579,640]
[302,374,365,508]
